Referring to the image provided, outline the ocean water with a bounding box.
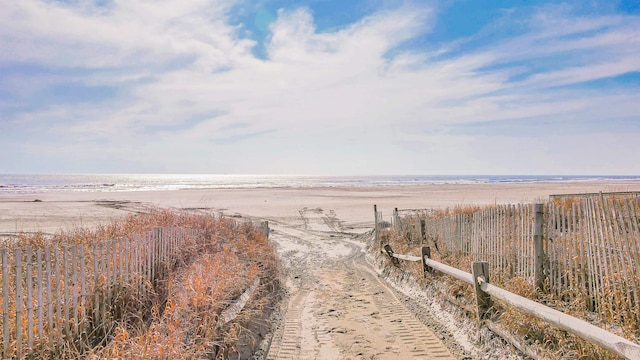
[0,174,638,194]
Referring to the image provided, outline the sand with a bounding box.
[2,180,639,235]
[4,180,640,358]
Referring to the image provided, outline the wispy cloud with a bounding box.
[0,0,638,174]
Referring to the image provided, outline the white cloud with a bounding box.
[0,0,240,68]
[0,1,638,174]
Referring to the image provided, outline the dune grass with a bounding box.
[381,201,639,359]
[1,209,282,359]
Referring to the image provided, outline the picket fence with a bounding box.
[0,227,199,358]
[387,194,640,320]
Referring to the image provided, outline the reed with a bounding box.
[0,209,281,359]
[383,195,640,359]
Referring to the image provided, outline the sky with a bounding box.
[0,0,639,175]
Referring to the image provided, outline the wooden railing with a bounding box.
[382,244,640,360]
[389,197,640,322]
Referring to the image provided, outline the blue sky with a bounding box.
[0,0,639,175]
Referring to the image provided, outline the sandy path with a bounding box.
[262,208,455,359]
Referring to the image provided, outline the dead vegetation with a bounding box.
[0,209,282,359]
[380,198,640,360]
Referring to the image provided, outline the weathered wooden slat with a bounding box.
[595,198,617,311]
[557,204,565,292]
[2,249,9,357]
[71,245,78,336]
[124,238,130,284]
[79,245,86,338]
[548,204,556,290]
[118,238,123,284]
[583,201,601,310]
[563,206,575,292]
[572,203,584,296]
[607,199,623,300]
[623,199,640,318]
[111,240,117,288]
[36,249,43,346]
[63,247,70,338]
[26,247,33,350]
[591,199,611,314]
[45,247,52,339]
[132,237,137,284]
[92,243,100,335]
[100,242,107,326]
[15,249,23,359]
[614,200,640,319]
[220,278,260,325]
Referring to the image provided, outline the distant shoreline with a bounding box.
[2,179,640,235]
[2,173,640,194]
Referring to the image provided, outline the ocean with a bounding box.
[1,174,638,194]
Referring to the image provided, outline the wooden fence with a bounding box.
[0,227,199,358]
[381,246,640,360]
[387,195,640,325]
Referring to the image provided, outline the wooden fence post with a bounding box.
[393,208,399,230]
[374,205,380,252]
[421,246,432,276]
[472,261,492,322]
[420,219,426,245]
[533,203,545,291]
[383,245,399,266]
[264,221,269,238]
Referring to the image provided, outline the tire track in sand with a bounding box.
[266,290,309,359]
[265,208,455,359]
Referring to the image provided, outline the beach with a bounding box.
[3,179,640,358]
[2,180,640,235]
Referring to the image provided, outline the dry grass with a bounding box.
[1,209,281,359]
[381,203,638,360]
